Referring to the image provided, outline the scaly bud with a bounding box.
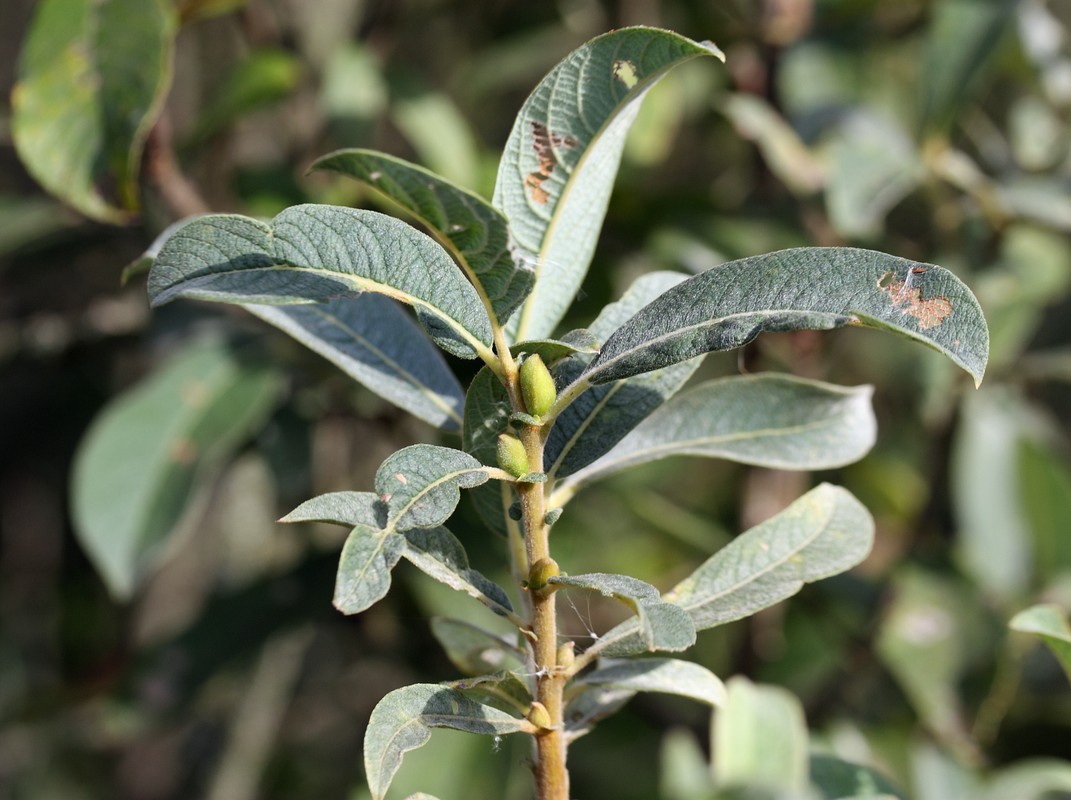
[519,354,556,419]
[496,433,529,478]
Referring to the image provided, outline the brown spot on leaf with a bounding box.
[880,270,953,330]
[525,120,578,204]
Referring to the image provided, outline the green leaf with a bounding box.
[579,247,988,389]
[280,490,377,527]
[11,0,176,222]
[402,528,515,619]
[573,658,726,707]
[920,0,1017,133]
[462,366,515,536]
[660,729,716,800]
[546,271,699,481]
[549,573,696,654]
[513,329,601,363]
[429,618,524,676]
[558,374,876,497]
[449,672,533,716]
[334,522,407,615]
[392,93,482,192]
[713,677,808,793]
[591,484,873,658]
[1009,604,1071,683]
[363,683,532,800]
[70,338,282,598]
[562,686,636,743]
[809,754,907,800]
[248,296,465,431]
[981,758,1071,800]
[494,26,725,341]
[376,444,492,530]
[147,205,495,360]
[311,149,534,324]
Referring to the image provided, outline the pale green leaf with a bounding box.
[494,26,725,341]
[334,523,405,614]
[546,271,698,481]
[449,672,532,716]
[513,329,601,363]
[723,93,825,195]
[549,573,695,654]
[660,729,715,800]
[579,247,989,389]
[311,149,534,324]
[248,296,465,431]
[393,93,481,191]
[590,484,873,658]
[981,758,1071,800]
[11,0,176,222]
[429,618,524,676]
[714,677,808,793]
[376,444,492,530]
[364,683,532,800]
[573,658,726,707]
[559,375,876,496]
[562,686,636,743]
[280,490,379,527]
[402,528,515,619]
[1009,604,1071,683]
[71,338,282,598]
[147,205,494,360]
[191,48,302,143]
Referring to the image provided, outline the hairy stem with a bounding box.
[518,423,568,800]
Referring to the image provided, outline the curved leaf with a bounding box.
[71,339,282,598]
[558,374,876,497]
[590,483,873,658]
[580,247,989,389]
[364,683,532,800]
[376,444,493,530]
[334,522,406,614]
[402,528,515,619]
[248,296,464,431]
[1010,604,1071,682]
[147,205,494,360]
[311,149,534,324]
[549,573,695,653]
[462,366,516,537]
[430,618,525,676]
[573,658,726,707]
[494,26,725,340]
[11,0,176,222]
[545,271,697,481]
[810,754,907,800]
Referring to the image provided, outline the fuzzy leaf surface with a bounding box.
[402,528,514,618]
[593,483,873,657]
[11,0,176,222]
[559,374,876,495]
[71,339,281,598]
[364,683,531,800]
[494,27,724,340]
[147,205,494,359]
[312,149,534,324]
[430,618,524,676]
[549,573,695,653]
[280,490,379,527]
[376,444,492,530]
[546,271,698,480]
[580,247,989,388]
[248,296,464,431]
[574,658,726,707]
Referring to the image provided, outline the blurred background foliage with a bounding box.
[2,0,1071,798]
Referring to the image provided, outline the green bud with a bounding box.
[527,701,553,730]
[527,557,560,593]
[496,433,529,478]
[519,354,556,418]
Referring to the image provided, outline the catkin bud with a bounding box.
[496,433,529,477]
[527,557,560,593]
[519,354,556,418]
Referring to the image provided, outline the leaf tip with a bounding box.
[700,39,726,62]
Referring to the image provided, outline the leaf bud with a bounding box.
[527,557,560,593]
[496,433,529,478]
[527,701,553,730]
[519,354,556,418]
[556,641,575,669]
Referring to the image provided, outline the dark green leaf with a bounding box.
[147,205,494,360]
[364,683,532,800]
[11,0,177,222]
[402,528,515,619]
[311,149,534,324]
[376,444,492,530]
[494,26,725,340]
[580,248,988,388]
[248,296,465,431]
[71,338,282,598]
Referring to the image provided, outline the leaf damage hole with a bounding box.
[525,120,578,205]
[612,59,639,89]
[878,269,953,330]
